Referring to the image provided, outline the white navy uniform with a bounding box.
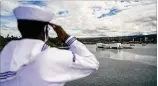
[0,5,99,86]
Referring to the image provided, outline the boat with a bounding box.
[142,43,147,46]
[96,43,133,49]
[96,43,110,48]
[110,43,122,49]
[130,44,135,46]
[96,43,105,48]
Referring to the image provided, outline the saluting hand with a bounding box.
[49,23,70,42]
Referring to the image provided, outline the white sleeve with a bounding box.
[38,36,99,83]
[66,36,99,70]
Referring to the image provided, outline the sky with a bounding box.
[0,0,157,37]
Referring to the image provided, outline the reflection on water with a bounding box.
[86,44,157,66]
[66,44,157,86]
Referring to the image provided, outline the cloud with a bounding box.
[1,1,19,16]
[19,1,47,7]
[1,25,21,37]
[0,0,157,37]
[48,1,156,37]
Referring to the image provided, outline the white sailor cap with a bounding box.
[13,5,53,22]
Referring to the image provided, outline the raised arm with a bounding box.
[39,23,99,82]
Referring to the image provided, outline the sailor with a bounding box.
[0,5,99,86]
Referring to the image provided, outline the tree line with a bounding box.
[0,35,66,51]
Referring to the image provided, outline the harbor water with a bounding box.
[65,44,157,86]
